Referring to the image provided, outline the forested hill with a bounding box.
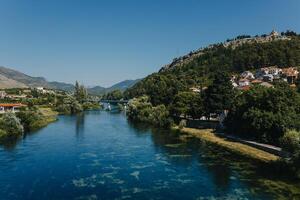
[125,31,300,105]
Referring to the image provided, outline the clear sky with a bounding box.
[0,0,299,87]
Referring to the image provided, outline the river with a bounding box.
[0,111,299,200]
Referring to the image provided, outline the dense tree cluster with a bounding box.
[170,91,203,119]
[125,73,188,106]
[55,95,83,114]
[225,83,300,145]
[74,81,88,103]
[204,71,235,115]
[127,96,172,128]
[55,81,100,114]
[103,90,123,100]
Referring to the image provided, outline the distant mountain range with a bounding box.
[87,79,141,95]
[0,66,140,95]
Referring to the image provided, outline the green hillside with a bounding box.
[125,33,300,105]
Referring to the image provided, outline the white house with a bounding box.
[241,71,255,79]
[0,91,6,99]
[238,79,250,87]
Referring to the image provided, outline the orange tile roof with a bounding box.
[239,85,251,91]
[251,79,263,84]
[0,103,26,107]
[282,67,299,76]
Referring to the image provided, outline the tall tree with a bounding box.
[205,71,235,116]
[170,91,204,119]
[75,81,80,100]
[74,81,88,103]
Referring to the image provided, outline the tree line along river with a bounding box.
[0,110,299,200]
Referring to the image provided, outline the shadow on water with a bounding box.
[127,119,300,198]
[75,112,85,138]
[0,137,20,151]
[190,138,300,199]
[1,111,300,199]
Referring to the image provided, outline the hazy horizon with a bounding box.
[0,0,300,87]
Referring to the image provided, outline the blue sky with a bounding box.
[0,0,299,87]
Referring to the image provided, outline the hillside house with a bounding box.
[240,71,255,79]
[256,66,281,79]
[0,103,26,113]
[190,87,201,93]
[6,94,27,100]
[0,91,6,99]
[263,74,274,82]
[238,79,250,87]
[251,79,263,85]
[281,67,299,84]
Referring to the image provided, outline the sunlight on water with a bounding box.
[0,111,300,199]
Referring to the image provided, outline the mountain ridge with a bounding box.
[0,66,139,94]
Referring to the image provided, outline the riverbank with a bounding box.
[0,107,58,142]
[34,107,58,129]
[175,127,280,162]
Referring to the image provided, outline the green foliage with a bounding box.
[0,113,24,140]
[126,36,300,108]
[82,102,101,110]
[205,71,235,115]
[125,73,187,106]
[178,119,187,129]
[74,81,88,103]
[55,96,83,114]
[280,129,300,177]
[127,96,172,127]
[17,109,44,131]
[0,129,7,141]
[103,90,123,100]
[280,130,300,154]
[170,91,204,119]
[225,84,300,144]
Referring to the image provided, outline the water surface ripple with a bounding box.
[0,111,299,200]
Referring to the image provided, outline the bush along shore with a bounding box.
[0,106,58,142]
[0,81,102,143]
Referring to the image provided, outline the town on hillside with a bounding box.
[232,66,299,90]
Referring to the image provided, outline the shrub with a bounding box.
[280,130,300,177]
[82,102,101,110]
[0,113,24,140]
[179,119,187,129]
[225,84,300,145]
[280,130,300,153]
[55,96,83,114]
[17,110,44,131]
[127,96,172,128]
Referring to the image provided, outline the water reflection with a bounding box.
[75,113,85,138]
[0,138,20,151]
[0,111,300,200]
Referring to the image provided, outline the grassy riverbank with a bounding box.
[0,107,58,142]
[33,107,58,129]
[175,127,279,162]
